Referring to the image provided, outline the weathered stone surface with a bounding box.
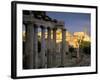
[40,26,46,68]
[61,29,66,67]
[52,28,57,67]
[23,23,34,69]
[47,28,52,68]
[23,11,66,69]
[33,25,38,68]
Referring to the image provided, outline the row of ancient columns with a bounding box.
[23,23,66,69]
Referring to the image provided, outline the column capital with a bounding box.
[62,28,66,31]
[33,24,38,27]
[53,28,57,31]
[23,21,33,26]
[40,25,46,29]
[47,27,52,30]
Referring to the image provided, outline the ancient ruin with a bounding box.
[23,11,91,69]
[23,11,67,69]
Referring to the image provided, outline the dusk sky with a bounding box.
[23,11,91,36]
[47,12,91,35]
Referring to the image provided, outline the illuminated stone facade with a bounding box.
[37,30,90,48]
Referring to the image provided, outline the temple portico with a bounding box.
[23,11,67,69]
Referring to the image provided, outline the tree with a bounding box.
[69,46,74,58]
[80,41,91,54]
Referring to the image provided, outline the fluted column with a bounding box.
[24,23,34,69]
[47,28,52,68]
[52,28,57,67]
[61,28,66,67]
[33,25,38,68]
[66,31,69,53]
[40,26,46,68]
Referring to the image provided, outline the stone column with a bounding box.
[61,28,66,67]
[40,26,46,68]
[24,23,34,69]
[66,31,69,53]
[47,28,52,68]
[33,24,38,68]
[52,28,57,67]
